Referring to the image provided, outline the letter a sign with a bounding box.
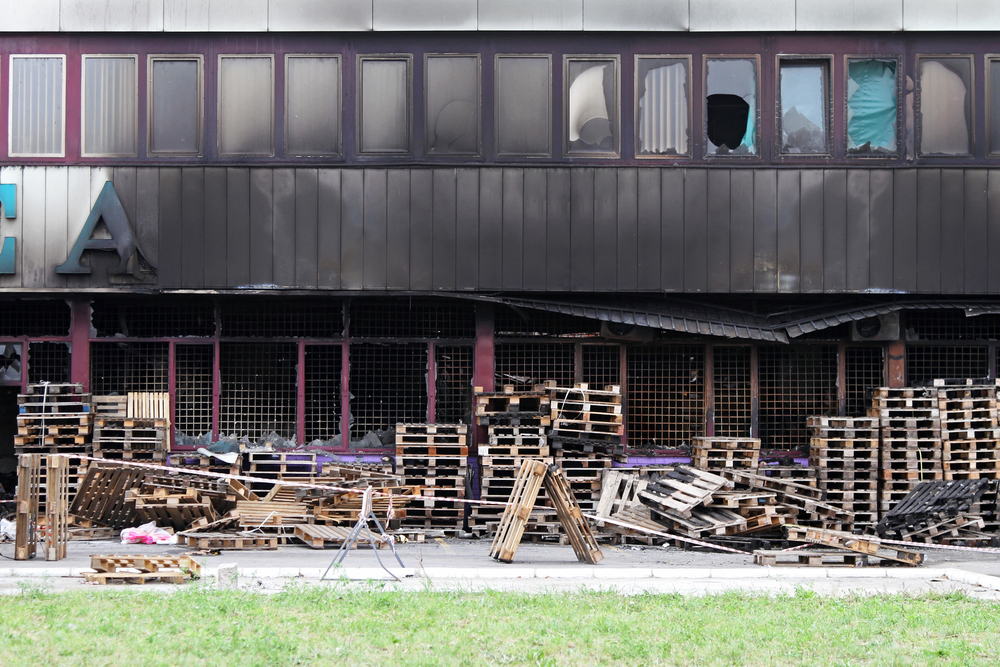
[57,181,152,277]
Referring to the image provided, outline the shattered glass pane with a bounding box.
[919,58,972,155]
[1,343,21,382]
[705,58,756,156]
[637,57,688,156]
[847,59,897,154]
[567,59,616,154]
[780,62,827,154]
[426,56,479,155]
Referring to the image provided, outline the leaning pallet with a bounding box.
[489,459,549,562]
[69,464,146,529]
[542,464,604,564]
[85,555,200,585]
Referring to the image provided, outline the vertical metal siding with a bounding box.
[683,168,707,291]
[964,170,988,294]
[775,169,800,293]
[868,170,894,291]
[386,169,412,290]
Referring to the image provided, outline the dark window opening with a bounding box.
[706,94,749,150]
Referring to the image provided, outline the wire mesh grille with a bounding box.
[713,346,752,437]
[350,298,476,339]
[758,345,838,451]
[905,311,1000,341]
[582,344,621,388]
[906,345,990,384]
[494,342,576,390]
[90,342,169,395]
[435,345,474,424]
[220,298,343,338]
[349,343,428,438]
[26,342,70,384]
[845,346,884,417]
[0,299,71,337]
[304,345,343,443]
[626,344,705,449]
[91,296,216,338]
[494,306,601,337]
[219,343,297,440]
[175,345,214,439]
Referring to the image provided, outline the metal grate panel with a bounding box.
[845,346,884,417]
[626,344,705,449]
[906,345,989,384]
[305,345,343,443]
[219,343,297,440]
[494,306,601,337]
[92,297,216,338]
[435,345,474,424]
[175,344,214,440]
[713,345,751,437]
[758,345,838,451]
[494,342,576,390]
[27,342,70,384]
[350,298,476,339]
[349,343,428,438]
[220,298,343,338]
[90,342,169,395]
[582,344,621,388]
[0,299,70,337]
[905,311,1000,341]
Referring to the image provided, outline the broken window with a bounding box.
[358,55,411,155]
[917,56,973,156]
[0,344,22,382]
[9,55,65,157]
[82,55,137,157]
[847,58,898,155]
[635,56,689,157]
[285,55,340,156]
[148,56,203,156]
[218,55,274,157]
[705,57,757,156]
[495,55,551,157]
[565,56,619,156]
[778,59,829,155]
[426,55,479,155]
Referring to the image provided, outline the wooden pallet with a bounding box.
[85,554,200,584]
[127,488,218,530]
[636,465,731,516]
[475,390,551,417]
[15,454,42,560]
[68,464,146,529]
[784,525,924,566]
[294,524,390,549]
[542,464,604,564]
[489,459,549,562]
[753,548,870,567]
[176,531,279,550]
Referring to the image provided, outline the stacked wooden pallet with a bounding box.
[807,416,880,531]
[85,555,201,585]
[875,478,993,544]
[125,487,218,531]
[246,451,317,494]
[168,452,242,478]
[395,423,467,531]
[691,436,760,470]
[871,387,943,515]
[91,392,168,462]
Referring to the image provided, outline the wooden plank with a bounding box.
[776,169,800,292]
[181,168,205,288]
[964,169,988,294]
[916,169,942,293]
[340,169,364,289]
[203,168,228,287]
[157,168,183,288]
[433,168,458,290]
[617,167,638,291]
[570,168,595,291]
[940,169,965,293]
[479,168,503,289]
[386,169,411,290]
[730,169,754,292]
[317,169,342,289]
[869,169,894,291]
[44,166,69,288]
[754,169,777,291]
[846,169,870,291]
[661,169,684,291]
[294,168,318,288]
[593,168,617,291]
[363,168,388,289]
[683,168,707,292]
[502,168,524,289]
[893,169,918,292]
[272,168,296,287]
[636,168,661,291]
[456,168,479,290]
[226,168,251,287]
[546,168,571,291]
[249,169,274,286]
[410,169,433,290]
[522,167,547,290]
[706,169,730,292]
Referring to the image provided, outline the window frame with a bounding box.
[284,53,342,158]
[494,53,553,159]
[8,53,67,158]
[356,53,413,157]
[217,53,275,158]
[987,54,1000,156]
[563,54,621,159]
[702,54,762,160]
[633,54,693,160]
[915,53,975,159]
[843,54,903,160]
[423,52,482,158]
[774,54,833,159]
[80,54,139,158]
[147,54,204,158]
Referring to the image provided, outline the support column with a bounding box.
[168,342,176,449]
[297,341,306,445]
[471,304,495,506]
[887,340,906,388]
[750,345,759,439]
[69,297,90,392]
[427,342,436,423]
[837,342,847,416]
[704,344,715,437]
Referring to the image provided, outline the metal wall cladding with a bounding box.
[2,165,1000,296]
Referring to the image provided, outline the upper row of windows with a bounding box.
[5,52,994,160]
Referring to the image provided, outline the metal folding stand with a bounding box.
[321,487,406,581]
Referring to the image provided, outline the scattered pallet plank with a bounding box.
[785,525,924,566]
[293,524,389,549]
[86,554,200,585]
[176,532,279,550]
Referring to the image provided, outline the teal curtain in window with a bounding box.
[847,60,896,151]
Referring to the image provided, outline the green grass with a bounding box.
[1,585,998,666]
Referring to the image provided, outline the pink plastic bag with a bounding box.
[120,521,177,545]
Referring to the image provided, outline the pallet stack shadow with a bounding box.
[472,387,554,538]
[91,393,169,464]
[807,416,879,532]
[395,423,467,531]
[15,383,92,511]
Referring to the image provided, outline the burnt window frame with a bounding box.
[423,53,482,158]
[356,53,414,157]
[914,54,976,159]
[216,53,276,158]
[774,54,834,159]
[633,54,693,160]
[843,54,903,160]
[494,53,553,160]
[986,54,1000,156]
[80,53,140,158]
[147,54,205,158]
[562,54,621,159]
[702,54,762,160]
[284,53,343,158]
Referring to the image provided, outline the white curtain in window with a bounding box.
[568,64,609,142]
[639,62,688,155]
[84,57,136,156]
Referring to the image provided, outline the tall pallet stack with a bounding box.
[471,387,556,538]
[395,423,468,531]
[871,387,943,516]
[15,383,93,511]
[91,394,169,465]
[934,380,1000,539]
[807,416,880,531]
